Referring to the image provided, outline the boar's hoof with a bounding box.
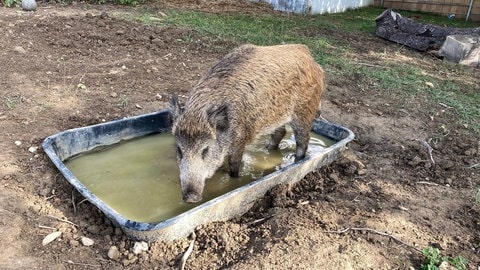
[294,154,306,162]
[183,193,203,203]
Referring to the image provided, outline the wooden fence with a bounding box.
[373,0,480,21]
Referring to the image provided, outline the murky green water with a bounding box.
[65,132,334,223]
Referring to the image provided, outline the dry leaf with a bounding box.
[42,231,62,246]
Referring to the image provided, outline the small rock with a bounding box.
[81,236,94,246]
[132,241,148,254]
[110,92,117,98]
[39,188,51,197]
[122,259,131,267]
[135,104,142,109]
[344,164,357,175]
[408,156,422,167]
[155,94,163,100]
[151,38,164,46]
[108,246,120,260]
[465,148,477,156]
[69,240,80,247]
[357,168,367,175]
[21,0,37,11]
[445,178,453,186]
[438,261,457,270]
[438,159,455,170]
[14,140,22,146]
[86,225,100,234]
[13,46,27,54]
[28,146,38,153]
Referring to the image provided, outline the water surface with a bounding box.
[66,131,334,223]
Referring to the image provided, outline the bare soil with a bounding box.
[0,1,479,269]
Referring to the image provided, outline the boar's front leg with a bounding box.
[228,141,247,177]
[267,126,286,150]
[291,120,311,162]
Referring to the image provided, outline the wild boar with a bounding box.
[170,44,325,203]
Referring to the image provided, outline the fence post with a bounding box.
[466,0,475,21]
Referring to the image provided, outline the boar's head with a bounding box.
[169,97,230,203]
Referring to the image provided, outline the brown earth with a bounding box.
[0,1,479,269]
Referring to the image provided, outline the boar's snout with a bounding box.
[182,189,203,203]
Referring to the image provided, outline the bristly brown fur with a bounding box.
[170,43,325,202]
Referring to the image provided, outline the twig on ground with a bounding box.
[71,191,76,213]
[411,139,435,164]
[438,102,453,109]
[76,198,89,207]
[317,114,329,122]
[38,225,58,230]
[64,260,101,267]
[47,215,78,227]
[324,227,422,253]
[415,181,440,186]
[246,214,277,227]
[45,195,57,200]
[179,239,195,270]
[356,62,389,69]
[469,163,479,169]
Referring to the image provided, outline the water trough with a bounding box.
[42,110,354,241]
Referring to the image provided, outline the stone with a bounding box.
[439,35,480,67]
[13,46,26,54]
[132,241,148,254]
[80,236,94,246]
[107,246,120,260]
[86,225,100,234]
[21,0,37,11]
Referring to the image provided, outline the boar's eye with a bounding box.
[201,147,209,160]
[176,145,183,159]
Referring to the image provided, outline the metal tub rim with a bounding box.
[42,110,354,241]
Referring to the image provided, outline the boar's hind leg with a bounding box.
[291,120,312,161]
[267,126,286,150]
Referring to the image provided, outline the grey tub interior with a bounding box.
[42,110,354,241]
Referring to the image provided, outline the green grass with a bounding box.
[358,61,480,131]
[419,246,467,270]
[134,6,479,133]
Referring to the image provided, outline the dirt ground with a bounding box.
[0,1,479,269]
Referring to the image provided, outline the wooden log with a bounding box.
[375,9,480,51]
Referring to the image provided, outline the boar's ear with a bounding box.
[169,95,184,120]
[207,105,229,133]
